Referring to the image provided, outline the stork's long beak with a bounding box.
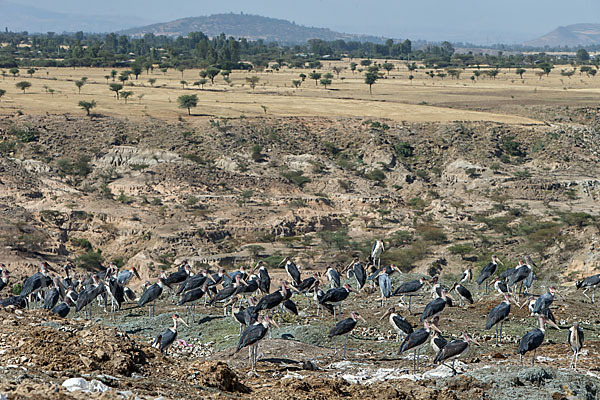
[209,275,217,283]
[270,319,280,329]
[177,317,189,327]
[57,280,66,299]
[546,318,560,330]
[134,269,141,280]
[359,315,367,323]
[431,324,442,334]
[290,285,301,294]
[497,259,504,266]
[379,309,391,321]
[471,337,481,346]
[278,259,285,267]
[164,282,173,290]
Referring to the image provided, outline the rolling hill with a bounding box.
[119,13,386,44]
[523,23,600,47]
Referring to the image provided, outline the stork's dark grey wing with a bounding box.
[399,328,429,354]
[328,318,357,337]
[434,340,468,363]
[486,301,510,329]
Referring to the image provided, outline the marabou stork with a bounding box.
[152,313,188,355]
[518,315,548,366]
[486,293,514,344]
[319,283,356,320]
[380,307,413,342]
[178,284,208,322]
[420,289,449,323]
[459,268,472,284]
[20,263,52,303]
[235,315,279,375]
[433,333,480,375]
[526,296,559,330]
[347,259,367,291]
[430,316,448,354]
[43,277,65,310]
[282,298,298,315]
[0,269,9,292]
[378,267,392,307]
[568,322,584,370]
[371,240,385,268]
[328,311,366,358]
[313,280,325,317]
[75,275,105,319]
[296,274,318,293]
[117,266,141,286]
[138,277,172,318]
[476,255,502,294]
[51,295,74,318]
[164,263,191,285]
[279,257,301,287]
[399,320,441,374]
[492,279,509,295]
[61,263,76,290]
[0,295,27,308]
[257,264,271,294]
[228,265,249,285]
[177,270,214,295]
[255,281,297,314]
[209,275,245,315]
[506,260,532,296]
[576,273,600,303]
[325,266,340,289]
[393,277,428,312]
[233,297,259,333]
[531,286,555,317]
[451,282,473,306]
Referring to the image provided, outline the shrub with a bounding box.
[365,169,386,182]
[75,250,104,271]
[395,142,414,158]
[448,244,474,255]
[72,238,92,251]
[281,170,311,187]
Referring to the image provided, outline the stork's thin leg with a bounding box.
[574,352,579,370]
[333,337,337,353]
[412,351,416,374]
[520,354,523,366]
[416,347,421,372]
[532,349,536,366]
[593,287,596,304]
[495,325,499,345]
[408,296,412,313]
[344,334,348,359]
[248,346,252,369]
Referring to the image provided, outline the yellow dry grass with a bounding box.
[0,59,598,123]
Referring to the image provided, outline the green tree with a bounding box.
[360,59,372,67]
[27,68,35,77]
[364,71,379,94]
[350,62,357,73]
[409,74,414,84]
[206,66,220,84]
[177,65,185,78]
[110,69,117,81]
[177,94,198,115]
[104,75,110,83]
[118,73,129,83]
[245,75,260,90]
[75,79,85,94]
[323,72,334,80]
[197,78,207,89]
[299,73,307,81]
[382,62,394,75]
[16,81,31,93]
[0,88,5,101]
[516,68,526,79]
[576,48,590,63]
[180,80,187,89]
[9,67,18,79]
[109,83,123,99]
[78,100,96,116]
[320,78,332,89]
[148,78,156,87]
[120,91,133,104]
[292,79,301,88]
[131,64,142,79]
[309,71,322,86]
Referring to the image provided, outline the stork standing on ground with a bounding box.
[576,274,600,303]
[51,295,75,318]
[399,320,442,374]
[378,266,393,307]
[328,311,366,359]
[319,283,356,321]
[492,279,509,295]
[20,263,52,306]
[434,333,480,375]
[75,274,105,319]
[279,257,301,287]
[43,277,65,310]
[209,275,246,315]
[531,286,555,317]
[255,281,297,315]
[451,282,473,306]
[393,277,428,312]
[152,313,188,355]
[429,316,448,354]
[568,322,584,370]
[0,269,9,292]
[325,266,340,289]
[460,268,472,284]
[380,307,413,342]
[371,240,385,268]
[421,289,449,323]
[138,277,172,318]
[506,260,532,297]
[476,255,502,294]
[178,284,208,322]
[347,259,367,291]
[235,315,279,376]
[518,315,551,366]
[313,280,325,317]
[117,266,141,286]
[486,293,514,345]
[256,263,271,294]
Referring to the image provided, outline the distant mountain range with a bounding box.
[523,24,600,47]
[119,13,387,44]
[0,0,149,33]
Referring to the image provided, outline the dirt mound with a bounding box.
[190,361,250,393]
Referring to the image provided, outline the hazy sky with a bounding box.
[13,0,600,43]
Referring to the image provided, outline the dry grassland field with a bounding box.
[2,55,600,400]
[3,59,600,123]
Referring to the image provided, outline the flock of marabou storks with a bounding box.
[0,240,598,376]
